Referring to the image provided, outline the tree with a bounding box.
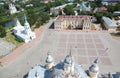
[58,10,62,15]
[74,0,80,3]
[107,5,115,13]
[39,12,50,23]
[115,3,120,11]
[90,2,97,10]
[94,0,102,7]
[35,17,42,28]
[0,25,6,38]
[35,12,50,28]
[64,5,75,15]
[94,12,103,23]
[27,13,38,26]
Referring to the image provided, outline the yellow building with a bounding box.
[54,15,92,30]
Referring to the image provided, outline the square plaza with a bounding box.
[0,27,120,78]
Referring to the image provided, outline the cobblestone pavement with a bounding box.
[0,39,16,56]
[0,20,120,78]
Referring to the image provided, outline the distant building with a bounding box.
[10,0,30,3]
[9,3,18,14]
[102,0,120,5]
[54,15,95,31]
[68,0,74,2]
[101,72,120,78]
[88,0,95,1]
[0,2,4,5]
[26,4,33,7]
[113,11,120,16]
[27,53,99,78]
[13,17,36,43]
[50,3,73,15]
[101,1,109,6]
[41,0,54,3]
[73,1,92,12]
[98,7,108,12]
[102,16,118,32]
[93,7,108,13]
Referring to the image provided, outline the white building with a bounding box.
[101,0,120,5]
[102,16,118,32]
[73,1,92,12]
[9,3,18,14]
[50,3,73,15]
[13,18,36,43]
[10,0,30,3]
[68,0,74,2]
[113,11,120,16]
[101,2,108,6]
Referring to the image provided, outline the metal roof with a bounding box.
[102,16,117,27]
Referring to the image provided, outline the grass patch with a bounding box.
[5,32,23,47]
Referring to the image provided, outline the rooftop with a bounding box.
[55,15,90,21]
[102,16,117,27]
[27,53,98,78]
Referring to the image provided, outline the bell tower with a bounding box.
[45,53,54,70]
[64,51,75,74]
[89,58,99,78]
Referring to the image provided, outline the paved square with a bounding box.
[1,19,120,78]
[1,30,120,78]
[56,32,112,66]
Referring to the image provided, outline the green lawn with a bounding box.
[5,32,23,47]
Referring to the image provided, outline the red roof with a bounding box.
[99,7,108,11]
[56,15,90,21]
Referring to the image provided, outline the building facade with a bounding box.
[13,17,36,43]
[102,16,117,32]
[54,15,93,30]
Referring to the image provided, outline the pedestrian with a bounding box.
[105,48,108,51]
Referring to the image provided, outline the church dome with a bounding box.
[64,55,72,64]
[46,54,54,63]
[89,58,99,73]
[89,64,99,73]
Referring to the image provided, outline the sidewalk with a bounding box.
[0,19,53,66]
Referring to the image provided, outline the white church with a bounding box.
[13,17,36,43]
[9,3,18,14]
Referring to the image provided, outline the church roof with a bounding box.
[27,66,45,78]
[27,54,90,78]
